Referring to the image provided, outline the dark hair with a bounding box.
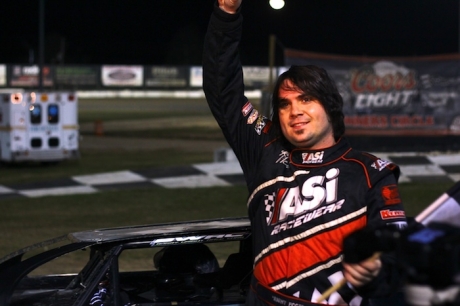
[271,65,345,141]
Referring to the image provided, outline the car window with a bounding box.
[117,241,240,272]
[28,248,89,276]
[11,247,92,306]
[113,241,248,305]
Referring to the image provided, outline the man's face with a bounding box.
[278,80,335,149]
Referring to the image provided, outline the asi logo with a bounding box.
[267,168,345,235]
[302,151,324,164]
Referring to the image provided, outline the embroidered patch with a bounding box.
[241,101,253,117]
[302,151,324,164]
[262,120,272,134]
[276,150,289,168]
[380,209,406,220]
[247,109,259,124]
[254,115,266,135]
[381,184,402,205]
[264,192,276,225]
[371,159,392,171]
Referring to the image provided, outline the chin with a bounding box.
[293,140,313,149]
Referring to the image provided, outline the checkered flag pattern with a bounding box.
[264,192,276,225]
[1,151,460,200]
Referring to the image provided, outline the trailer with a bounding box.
[0,90,79,162]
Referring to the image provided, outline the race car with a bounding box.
[0,217,253,306]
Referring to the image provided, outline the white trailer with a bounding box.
[0,90,79,162]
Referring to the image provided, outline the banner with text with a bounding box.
[188,66,275,89]
[55,66,100,88]
[285,49,460,136]
[9,65,54,87]
[101,65,143,87]
[145,66,188,88]
[0,65,6,86]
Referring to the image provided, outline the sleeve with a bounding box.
[356,165,407,298]
[366,171,406,231]
[202,1,272,177]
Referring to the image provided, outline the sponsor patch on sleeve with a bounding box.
[371,159,393,171]
[381,184,402,205]
[241,101,254,117]
[380,209,406,220]
[262,120,272,134]
[254,115,267,135]
[247,109,259,124]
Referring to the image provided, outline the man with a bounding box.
[202,0,407,305]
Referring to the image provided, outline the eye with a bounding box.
[278,100,289,109]
[301,96,312,103]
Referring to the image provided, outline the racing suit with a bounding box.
[202,3,407,305]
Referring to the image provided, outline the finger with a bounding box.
[345,260,379,276]
[343,259,381,286]
[344,264,372,284]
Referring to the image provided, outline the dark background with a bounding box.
[0,0,458,66]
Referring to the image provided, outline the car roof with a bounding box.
[69,217,251,243]
[0,217,251,264]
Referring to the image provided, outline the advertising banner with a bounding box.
[145,66,188,88]
[9,65,54,87]
[55,65,99,88]
[190,66,276,89]
[189,66,203,87]
[0,65,6,86]
[101,65,143,87]
[284,49,460,136]
[242,67,271,88]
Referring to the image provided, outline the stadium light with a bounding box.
[269,0,285,10]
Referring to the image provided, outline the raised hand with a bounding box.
[218,0,242,14]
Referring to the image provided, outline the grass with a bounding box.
[0,180,453,261]
[0,148,216,185]
[0,97,226,184]
[99,127,226,141]
[0,186,250,257]
[0,179,452,277]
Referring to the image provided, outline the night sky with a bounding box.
[0,0,458,66]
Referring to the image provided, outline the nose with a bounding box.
[290,101,302,117]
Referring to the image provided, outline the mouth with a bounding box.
[290,122,308,129]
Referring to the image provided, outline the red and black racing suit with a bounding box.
[202,3,407,305]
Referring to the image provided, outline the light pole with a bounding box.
[262,0,285,117]
[268,34,276,93]
[261,34,277,118]
[38,0,45,90]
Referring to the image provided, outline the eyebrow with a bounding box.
[278,93,309,102]
[299,93,312,100]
